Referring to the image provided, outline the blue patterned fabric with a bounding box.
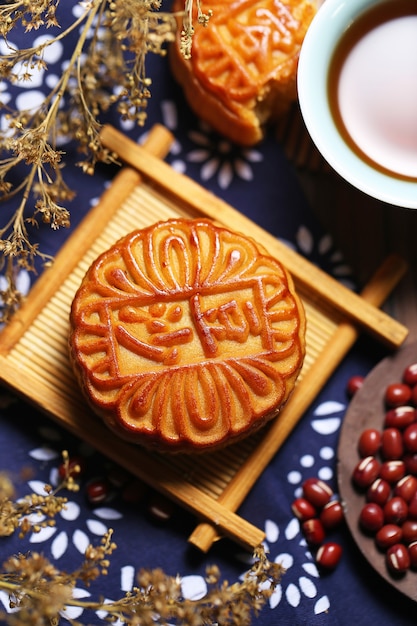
[1,5,416,625]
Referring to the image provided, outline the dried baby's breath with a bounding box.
[0,452,284,625]
[0,0,209,323]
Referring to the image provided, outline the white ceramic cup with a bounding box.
[297,0,417,209]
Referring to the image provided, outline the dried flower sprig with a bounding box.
[0,0,207,323]
[0,450,78,539]
[0,456,284,625]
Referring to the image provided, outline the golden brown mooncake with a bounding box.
[169,0,317,145]
[69,218,306,453]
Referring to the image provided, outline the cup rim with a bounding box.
[297,0,417,209]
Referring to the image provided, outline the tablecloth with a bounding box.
[1,4,417,625]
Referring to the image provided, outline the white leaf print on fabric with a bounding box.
[86,518,108,536]
[286,582,301,607]
[234,158,253,181]
[314,401,345,416]
[33,35,63,64]
[60,501,80,521]
[296,225,314,255]
[318,233,333,255]
[16,90,45,111]
[299,576,317,598]
[218,161,233,188]
[269,584,283,609]
[285,518,300,541]
[300,454,315,468]
[51,530,68,560]
[121,565,135,592]
[27,480,52,495]
[265,519,279,543]
[181,575,207,600]
[73,528,90,554]
[275,553,294,570]
[29,526,57,543]
[0,590,19,613]
[94,507,123,520]
[287,470,302,485]
[302,562,320,577]
[60,588,91,621]
[311,417,341,435]
[315,595,331,614]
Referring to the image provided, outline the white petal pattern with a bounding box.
[265,519,279,543]
[285,518,300,540]
[29,526,57,543]
[121,565,135,592]
[299,576,317,598]
[314,595,331,614]
[86,518,108,536]
[27,480,52,495]
[51,530,68,560]
[302,562,320,578]
[269,584,283,609]
[314,401,345,415]
[274,553,294,570]
[60,501,80,521]
[311,417,341,435]
[286,582,301,607]
[73,528,90,554]
[93,507,123,520]
[181,575,207,601]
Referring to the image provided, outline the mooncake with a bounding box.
[169,0,317,145]
[69,218,306,453]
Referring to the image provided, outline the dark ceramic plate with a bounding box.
[337,342,417,602]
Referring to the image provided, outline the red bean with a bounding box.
[403,423,417,453]
[352,456,381,489]
[320,500,344,530]
[316,542,343,570]
[379,460,406,484]
[408,492,417,519]
[359,503,384,533]
[403,452,417,475]
[383,496,408,525]
[394,474,417,502]
[346,375,365,397]
[302,518,326,546]
[357,429,381,457]
[366,478,391,506]
[412,385,417,407]
[302,478,333,508]
[385,383,412,408]
[86,478,112,504]
[386,543,410,573]
[401,520,417,545]
[291,497,317,522]
[384,406,416,430]
[408,541,417,568]
[381,427,404,460]
[403,363,417,387]
[375,524,403,550]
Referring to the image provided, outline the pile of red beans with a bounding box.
[351,362,417,575]
[291,477,344,570]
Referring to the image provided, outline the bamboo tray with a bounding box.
[0,124,409,553]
